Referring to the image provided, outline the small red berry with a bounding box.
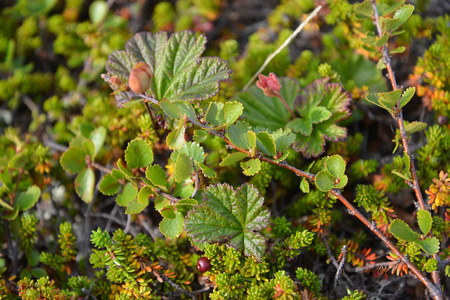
[197,257,211,273]
[128,61,153,94]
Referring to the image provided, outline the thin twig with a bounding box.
[159,273,197,300]
[242,5,322,91]
[334,245,348,290]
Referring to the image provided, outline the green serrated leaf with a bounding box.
[335,175,348,189]
[241,158,261,176]
[193,129,208,143]
[220,152,248,166]
[399,87,415,109]
[393,4,414,28]
[146,165,169,190]
[177,142,205,163]
[99,173,120,196]
[405,121,427,135]
[205,102,224,127]
[314,170,335,192]
[378,89,402,108]
[360,43,378,53]
[416,237,440,255]
[272,129,296,153]
[16,186,40,211]
[300,178,310,193]
[155,196,171,211]
[325,155,346,178]
[173,153,192,183]
[125,138,154,169]
[60,147,86,174]
[75,167,95,203]
[125,199,148,215]
[166,115,186,150]
[417,209,432,236]
[390,46,406,54]
[227,121,252,149]
[375,33,390,47]
[380,5,414,32]
[248,131,256,152]
[354,0,373,18]
[173,179,195,199]
[309,106,331,124]
[198,163,216,179]
[390,219,419,242]
[185,183,270,260]
[116,182,138,207]
[256,131,277,156]
[379,17,400,32]
[160,211,184,238]
[379,0,404,16]
[223,101,244,126]
[392,170,412,181]
[89,126,106,158]
[286,117,312,136]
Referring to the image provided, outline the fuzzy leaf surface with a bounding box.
[105,31,231,105]
[185,183,270,260]
[290,79,351,158]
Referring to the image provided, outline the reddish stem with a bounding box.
[276,93,296,119]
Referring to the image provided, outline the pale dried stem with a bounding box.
[242,5,322,91]
[370,1,442,298]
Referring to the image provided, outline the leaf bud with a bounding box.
[110,76,123,87]
[128,61,153,94]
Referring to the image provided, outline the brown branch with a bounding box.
[370,1,442,296]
